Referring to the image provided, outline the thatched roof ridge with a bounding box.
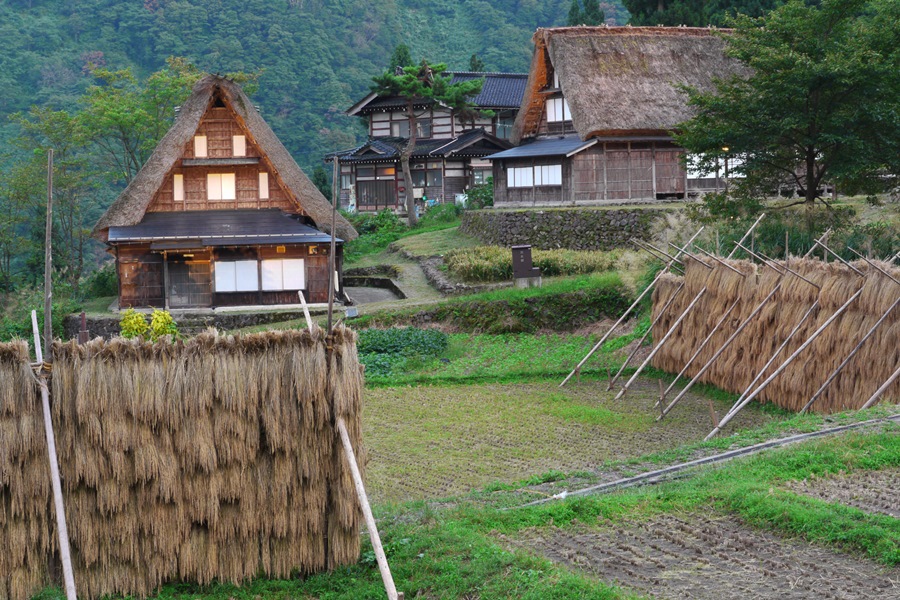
[512,26,746,144]
[93,75,357,241]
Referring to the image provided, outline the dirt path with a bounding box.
[786,468,900,519]
[503,514,900,599]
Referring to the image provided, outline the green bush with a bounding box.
[466,177,493,209]
[357,327,449,378]
[444,246,620,282]
[119,308,149,339]
[418,202,462,227]
[149,309,179,340]
[82,263,118,298]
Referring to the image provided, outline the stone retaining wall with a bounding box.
[460,207,666,250]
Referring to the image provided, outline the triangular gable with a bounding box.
[93,75,357,241]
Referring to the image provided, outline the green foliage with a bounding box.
[417,203,462,227]
[311,165,332,201]
[676,0,900,210]
[567,0,605,25]
[468,54,486,72]
[358,327,449,377]
[388,44,413,71]
[149,309,179,340]
[83,263,118,299]
[625,0,785,27]
[465,177,494,209]
[119,308,149,339]
[444,246,620,282]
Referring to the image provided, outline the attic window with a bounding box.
[546,98,571,123]
[194,136,208,158]
[233,135,246,157]
[173,174,184,201]
[208,173,236,200]
[259,172,269,199]
[213,96,226,108]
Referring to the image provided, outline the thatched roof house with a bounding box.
[488,27,745,208]
[94,75,356,310]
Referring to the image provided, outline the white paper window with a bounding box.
[215,260,259,292]
[233,135,246,157]
[208,173,236,200]
[194,135,208,157]
[509,167,533,188]
[261,259,305,291]
[173,174,184,201]
[259,172,269,199]
[535,164,562,186]
[546,97,571,122]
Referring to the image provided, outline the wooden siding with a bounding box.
[117,245,165,308]
[147,105,297,213]
[494,141,689,207]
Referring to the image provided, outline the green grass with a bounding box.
[389,226,481,258]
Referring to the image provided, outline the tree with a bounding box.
[311,165,332,202]
[371,60,487,225]
[567,0,605,25]
[388,44,413,72]
[468,53,485,72]
[624,0,785,27]
[0,155,41,290]
[676,0,900,216]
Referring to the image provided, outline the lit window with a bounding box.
[233,135,246,157]
[173,174,184,201]
[376,167,396,179]
[261,259,305,291]
[259,172,269,199]
[215,260,258,292]
[208,173,236,200]
[194,135,208,157]
[546,98,571,123]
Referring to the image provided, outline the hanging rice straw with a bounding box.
[858,364,900,410]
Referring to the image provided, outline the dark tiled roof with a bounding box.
[108,209,339,245]
[358,72,527,113]
[485,135,597,160]
[328,129,511,164]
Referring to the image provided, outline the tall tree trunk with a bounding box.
[403,101,418,226]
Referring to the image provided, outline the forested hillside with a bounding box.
[0,0,629,171]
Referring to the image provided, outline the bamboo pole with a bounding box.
[858,364,900,411]
[44,149,53,353]
[660,297,740,403]
[298,291,314,331]
[848,248,900,285]
[337,418,401,600]
[32,311,77,600]
[657,281,784,419]
[607,281,685,391]
[706,287,865,439]
[614,289,706,400]
[726,212,766,259]
[801,295,900,413]
[327,156,339,334]
[558,227,705,387]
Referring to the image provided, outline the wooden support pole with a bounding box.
[44,150,53,353]
[608,281,685,391]
[559,227,705,388]
[706,287,864,440]
[298,291,314,331]
[615,289,706,401]
[726,212,766,259]
[336,418,401,600]
[660,297,740,403]
[657,282,784,420]
[326,157,339,334]
[801,295,900,413]
[858,364,900,411]
[32,311,77,600]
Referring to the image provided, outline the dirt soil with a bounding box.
[786,468,900,519]
[503,513,900,600]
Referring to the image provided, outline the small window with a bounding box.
[259,172,269,199]
[208,173,236,200]
[411,170,427,187]
[473,169,491,185]
[194,135,208,157]
[215,260,258,292]
[535,164,562,186]
[377,166,396,179]
[233,135,246,157]
[496,117,515,140]
[546,98,571,123]
[426,170,442,187]
[173,174,184,201]
[340,174,353,189]
[390,119,432,138]
[262,259,305,291]
[356,167,375,179]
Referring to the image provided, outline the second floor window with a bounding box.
[546,97,572,123]
[391,119,432,138]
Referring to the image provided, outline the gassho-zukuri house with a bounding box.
[486,26,745,207]
[327,71,527,212]
[92,74,357,310]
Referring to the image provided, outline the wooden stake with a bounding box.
[44,149,53,352]
[575,366,580,383]
[801,295,900,413]
[336,418,401,600]
[608,281,686,391]
[859,364,900,411]
[707,399,719,428]
[559,227,705,387]
[707,287,864,439]
[298,291,314,331]
[326,156,339,334]
[32,311,77,600]
[727,212,765,259]
[615,289,707,401]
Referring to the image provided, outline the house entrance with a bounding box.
[167,257,212,308]
[357,180,398,210]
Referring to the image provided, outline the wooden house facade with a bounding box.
[328,72,526,212]
[93,75,357,310]
[488,27,745,208]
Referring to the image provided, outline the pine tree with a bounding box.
[388,44,413,72]
[468,54,485,72]
[582,0,605,24]
[566,0,583,25]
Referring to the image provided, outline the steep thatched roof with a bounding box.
[512,27,747,144]
[93,75,357,241]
